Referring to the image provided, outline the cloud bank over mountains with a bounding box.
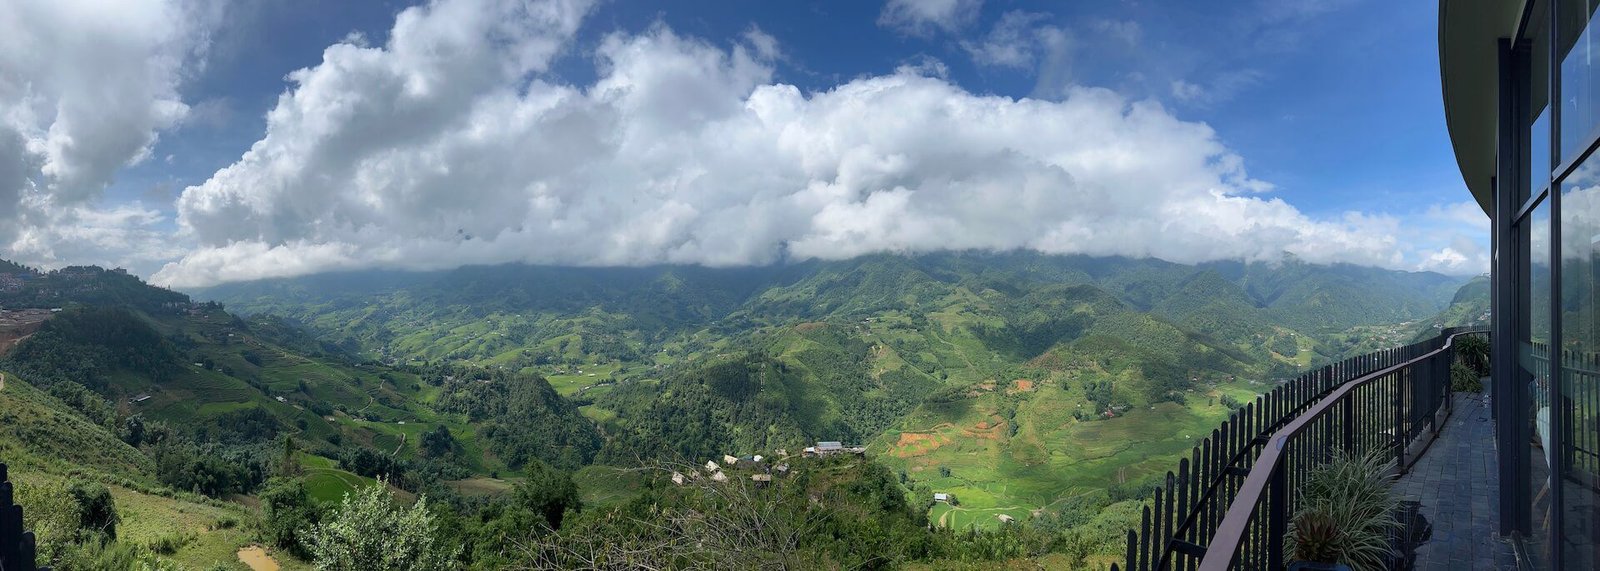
[0,0,1488,288]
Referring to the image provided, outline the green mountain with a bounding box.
[1410,275,1491,340]
[194,253,1465,368]
[0,255,1472,568]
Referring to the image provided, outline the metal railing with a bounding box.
[0,462,40,571]
[1530,344,1600,491]
[1111,327,1486,571]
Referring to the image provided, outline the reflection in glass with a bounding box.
[1524,200,1554,569]
[1560,0,1600,160]
[1537,107,1553,191]
[1560,152,1600,569]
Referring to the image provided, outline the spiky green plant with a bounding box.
[1287,451,1398,571]
[1451,361,1483,392]
[1454,334,1490,377]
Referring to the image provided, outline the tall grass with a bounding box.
[1287,451,1398,571]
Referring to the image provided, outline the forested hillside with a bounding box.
[0,254,1470,569]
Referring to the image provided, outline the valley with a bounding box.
[0,253,1489,568]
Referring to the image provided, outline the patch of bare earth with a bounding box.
[237,546,280,571]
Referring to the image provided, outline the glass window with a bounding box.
[1559,0,1600,161]
[1559,152,1600,570]
[1537,107,1554,192]
[1523,198,1554,569]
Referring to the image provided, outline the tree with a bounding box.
[308,480,459,570]
[279,435,303,477]
[259,477,320,558]
[512,460,581,530]
[419,426,457,459]
[121,414,146,448]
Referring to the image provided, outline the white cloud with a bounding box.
[1090,18,1141,46]
[1412,200,1489,274]
[8,203,184,271]
[961,11,1066,70]
[1169,70,1264,106]
[0,0,215,267]
[149,0,1480,287]
[878,0,982,37]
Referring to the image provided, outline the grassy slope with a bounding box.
[0,370,306,570]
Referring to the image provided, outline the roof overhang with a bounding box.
[1439,0,1531,215]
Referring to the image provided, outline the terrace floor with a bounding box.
[1393,391,1518,571]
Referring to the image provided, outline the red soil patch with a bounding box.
[1008,379,1035,393]
[795,322,828,332]
[963,416,1006,440]
[890,424,955,457]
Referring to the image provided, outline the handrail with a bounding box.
[1196,329,1482,571]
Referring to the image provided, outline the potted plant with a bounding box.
[1286,451,1398,571]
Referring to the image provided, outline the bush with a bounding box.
[66,479,119,541]
[16,479,78,554]
[148,531,195,555]
[307,480,459,570]
[1288,451,1398,569]
[258,477,321,558]
[1454,334,1490,377]
[52,534,178,571]
[1451,361,1483,393]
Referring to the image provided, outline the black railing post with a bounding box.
[1395,367,1408,475]
[1341,396,1354,455]
[1268,453,1287,571]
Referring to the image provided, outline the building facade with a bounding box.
[1442,1,1600,568]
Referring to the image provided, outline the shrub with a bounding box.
[1454,334,1490,377]
[1287,451,1398,569]
[66,479,119,541]
[16,479,78,555]
[53,535,178,571]
[307,479,459,570]
[1451,361,1483,393]
[148,531,195,555]
[258,477,320,558]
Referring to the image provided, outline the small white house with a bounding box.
[933,493,950,503]
[752,454,764,463]
[722,454,739,465]
[996,514,1016,524]
[671,472,686,486]
[705,460,721,472]
[711,471,729,482]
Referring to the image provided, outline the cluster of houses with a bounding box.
[674,450,794,486]
[672,440,871,487]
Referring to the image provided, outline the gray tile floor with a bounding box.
[1393,392,1519,571]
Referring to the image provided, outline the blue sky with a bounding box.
[0,0,1488,286]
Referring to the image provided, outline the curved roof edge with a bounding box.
[1439,0,1525,215]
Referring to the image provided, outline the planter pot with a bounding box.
[1287,562,1351,571]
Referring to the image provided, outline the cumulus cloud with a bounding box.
[0,0,215,268]
[1413,200,1489,274]
[149,0,1477,287]
[878,0,983,37]
[960,11,1066,69]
